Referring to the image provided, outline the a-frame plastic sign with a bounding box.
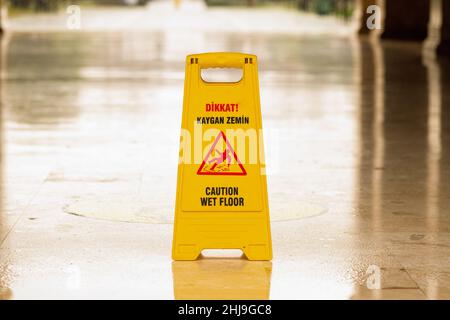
[172,52,272,261]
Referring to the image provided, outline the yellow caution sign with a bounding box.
[172,52,272,261]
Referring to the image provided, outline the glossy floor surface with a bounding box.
[1,1,450,299]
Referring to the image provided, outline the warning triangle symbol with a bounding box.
[197,131,247,176]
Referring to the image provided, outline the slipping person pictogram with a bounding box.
[197,131,246,175]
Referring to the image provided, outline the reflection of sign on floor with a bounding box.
[197,131,246,176]
[172,258,272,300]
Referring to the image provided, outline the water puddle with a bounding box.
[0,287,12,300]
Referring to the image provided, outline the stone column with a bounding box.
[425,0,450,56]
[0,0,3,34]
[377,0,430,40]
[0,0,8,34]
[441,0,450,54]
[354,0,377,34]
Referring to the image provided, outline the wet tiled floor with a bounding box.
[0,1,449,299]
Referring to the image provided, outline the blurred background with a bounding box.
[0,0,449,300]
[6,0,354,16]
